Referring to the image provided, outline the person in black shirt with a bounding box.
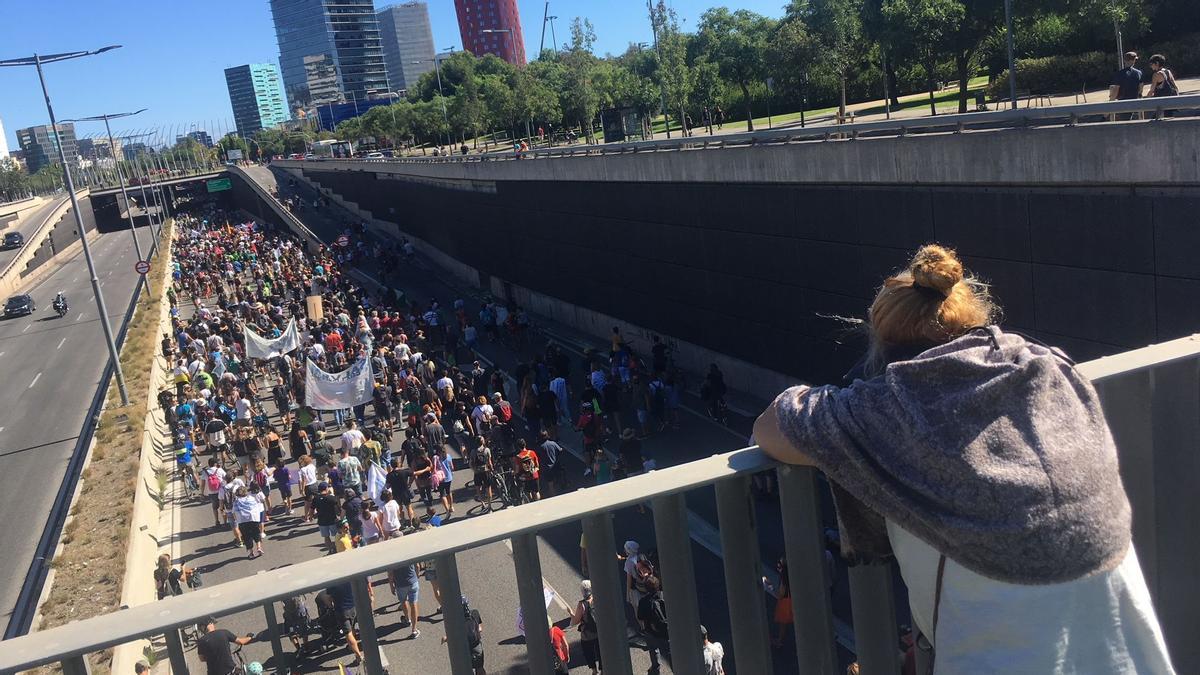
[387,458,416,524]
[311,483,341,553]
[197,617,253,675]
[342,489,363,542]
[1109,52,1144,101]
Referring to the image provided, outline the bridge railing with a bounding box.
[309,94,1200,165]
[1,335,1196,675]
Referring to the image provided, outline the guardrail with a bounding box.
[306,94,1200,165]
[2,223,164,640]
[224,165,324,252]
[0,333,1196,675]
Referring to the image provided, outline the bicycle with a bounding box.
[489,466,514,508]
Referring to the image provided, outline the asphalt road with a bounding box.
[0,222,149,632]
[0,195,70,270]
[159,167,860,675]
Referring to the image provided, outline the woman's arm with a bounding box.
[753,389,816,467]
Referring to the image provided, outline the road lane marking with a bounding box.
[57,337,66,350]
[28,372,40,389]
[77,312,85,322]
[72,277,78,283]
[22,324,30,333]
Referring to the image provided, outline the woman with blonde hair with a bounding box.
[755,245,1174,673]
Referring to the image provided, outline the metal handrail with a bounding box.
[298,94,1200,166]
[0,446,776,672]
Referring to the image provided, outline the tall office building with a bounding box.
[15,123,78,174]
[454,0,526,65]
[378,2,435,94]
[224,64,291,138]
[269,0,390,112]
[77,137,124,162]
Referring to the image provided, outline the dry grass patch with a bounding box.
[35,222,175,674]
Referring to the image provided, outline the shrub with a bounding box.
[987,33,1200,99]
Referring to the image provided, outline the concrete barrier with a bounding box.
[0,196,45,231]
[0,191,89,301]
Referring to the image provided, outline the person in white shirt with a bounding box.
[435,374,455,403]
[200,458,226,527]
[340,419,366,455]
[235,394,254,427]
[380,489,403,539]
[471,396,495,435]
[549,375,570,424]
[297,455,318,523]
[701,625,725,674]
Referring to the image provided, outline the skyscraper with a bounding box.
[15,123,78,174]
[269,0,391,112]
[225,64,291,138]
[378,2,436,94]
[454,0,526,65]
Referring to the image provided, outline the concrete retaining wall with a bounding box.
[0,196,46,231]
[0,191,94,301]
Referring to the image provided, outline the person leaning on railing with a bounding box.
[754,244,1176,673]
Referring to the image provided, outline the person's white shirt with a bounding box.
[495,306,509,326]
[201,466,226,496]
[435,376,454,393]
[298,463,317,487]
[393,342,412,361]
[233,495,264,524]
[188,358,204,378]
[550,377,568,411]
[235,397,253,420]
[382,499,402,532]
[887,520,1175,674]
[471,404,494,428]
[702,641,725,674]
[340,428,365,452]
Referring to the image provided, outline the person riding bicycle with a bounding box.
[701,364,728,421]
[513,439,541,503]
[53,291,68,314]
[196,616,253,675]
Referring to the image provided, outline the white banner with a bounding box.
[244,319,300,359]
[304,357,374,410]
[365,462,387,502]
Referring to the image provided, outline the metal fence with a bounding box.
[301,95,1200,166]
[0,333,1196,675]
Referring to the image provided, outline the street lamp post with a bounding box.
[0,46,129,405]
[412,49,455,147]
[64,110,149,282]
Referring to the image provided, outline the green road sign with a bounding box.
[206,178,232,193]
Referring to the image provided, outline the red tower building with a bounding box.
[454,0,526,66]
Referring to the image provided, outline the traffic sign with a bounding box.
[336,235,350,247]
[134,260,151,275]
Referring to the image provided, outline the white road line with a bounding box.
[77,312,85,322]
[28,372,40,389]
[72,277,78,283]
[57,337,66,350]
[22,324,30,333]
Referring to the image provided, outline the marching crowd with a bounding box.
[156,202,727,675]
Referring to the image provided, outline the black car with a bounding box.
[4,294,34,317]
[3,232,23,249]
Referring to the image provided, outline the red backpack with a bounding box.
[496,400,513,423]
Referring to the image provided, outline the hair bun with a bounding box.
[910,245,963,295]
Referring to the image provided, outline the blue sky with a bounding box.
[1,1,787,152]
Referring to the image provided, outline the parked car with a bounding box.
[366,152,384,159]
[4,294,35,317]
[3,232,24,249]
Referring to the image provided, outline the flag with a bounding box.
[244,318,300,359]
[304,357,374,410]
[365,462,387,502]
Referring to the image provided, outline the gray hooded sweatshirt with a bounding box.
[775,326,1131,584]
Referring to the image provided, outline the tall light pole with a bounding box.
[0,45,129,405]
[64,110,149,282]
[412,48,455,147]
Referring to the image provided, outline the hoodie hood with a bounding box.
[775,326,1131,584]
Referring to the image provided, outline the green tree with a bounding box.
[651,0,693,137]
[558,18,602,142]
[795,0,868,118]
[218,134,249,162]
[768,15,822,108]
[695,8,777,131]
[0,162,31,201]
[881,0,964,114]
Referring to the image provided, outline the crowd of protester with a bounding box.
[154,200,727,674]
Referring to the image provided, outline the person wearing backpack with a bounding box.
[1147,54,1179,99]
[201,458,226,527]
[513,440,541,503]
[636,576,670,672]
[442,596,486,674]
[571,580,601,674]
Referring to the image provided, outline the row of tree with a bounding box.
[288,0,1192,151]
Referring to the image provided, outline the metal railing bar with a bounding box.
[714,475,774,674]
[262,601,285,675]
[351,577,385,675]
[847,563,900,675]
[511,533,555,675]
[778,465,839,674]
[0,447,774,672]
[1076,335,1200,381]
[60,654,89,675]
[436,554,475,675]
[164,626,188,675]
[582,513,634,675]
[651,492,705,675]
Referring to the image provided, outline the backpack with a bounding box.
[496,401,513,423]
[205,469,222,493]
[518,452,537,477]
[633,553,657,594]
[466,609,482,647]
[579,599,597,634]
[431,465,445,489]
[473,447,490,469]
[644,593,669,638]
